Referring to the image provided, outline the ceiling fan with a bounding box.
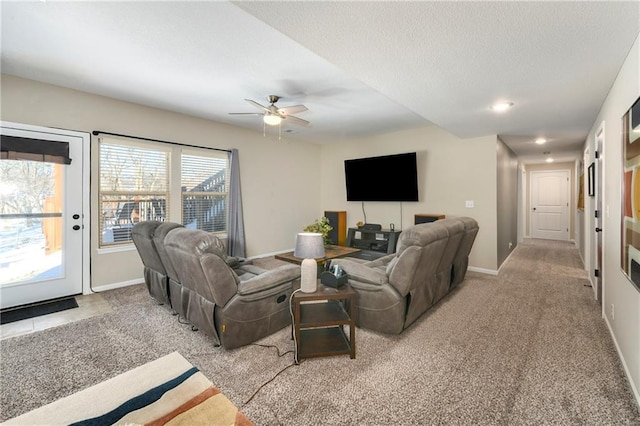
[229,95,310,127]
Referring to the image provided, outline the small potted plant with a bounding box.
[303,217,333,245]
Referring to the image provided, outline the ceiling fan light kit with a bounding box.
[229,95,310,138]
[263,114,282,126]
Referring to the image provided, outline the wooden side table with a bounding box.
[292,284,356,362]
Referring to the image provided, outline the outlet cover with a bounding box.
[611,303,615,320]
[465,200,474,208]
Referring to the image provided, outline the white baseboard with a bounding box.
[248,248,294,260]
[603,315,640,407]
[467,266,499,276]
[90,278,144,293]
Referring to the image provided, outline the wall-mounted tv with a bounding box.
[344,152,419,202]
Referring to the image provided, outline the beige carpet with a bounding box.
[1,239,638,424]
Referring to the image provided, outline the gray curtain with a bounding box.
[227,148,246,258]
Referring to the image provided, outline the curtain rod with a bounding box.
[91,130,232,153]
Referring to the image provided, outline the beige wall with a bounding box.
[0,74,504,283]
[584,34,639,403]
[496,138,518,266]
[0,74,322,288]
[319,125,499,271]
[524,162,576,239]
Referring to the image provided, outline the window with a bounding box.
[99,139,170,246]
[98,138,229,247]
[181,151,228,233]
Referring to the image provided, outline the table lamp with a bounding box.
[294,232,325,293]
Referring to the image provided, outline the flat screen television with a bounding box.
[344,152,419,202]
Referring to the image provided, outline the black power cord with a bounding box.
[242,342,299,408]
[250,343,293,358]
[241,362,298,408]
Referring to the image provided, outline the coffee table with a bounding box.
[275,244,360,265]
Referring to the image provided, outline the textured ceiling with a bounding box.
[1,1,639,163]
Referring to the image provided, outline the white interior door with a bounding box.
[531,170,570,241]
[0,124,87,309]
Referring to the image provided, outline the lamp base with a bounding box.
[300,258,318,293]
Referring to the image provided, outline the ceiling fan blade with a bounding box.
[245,99,269,112]
[284,115,311,127]
[229,112,263,116]
[277,104,308,115]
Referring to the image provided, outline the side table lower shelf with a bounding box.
[298,327,352,359]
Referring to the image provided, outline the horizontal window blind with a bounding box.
[97,138,229,247]
[98,139,170,246]
[181,152,228,233]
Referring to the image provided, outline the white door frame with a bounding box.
[1,121,91,299]
[594,123,604,306]
[584,146,592,279]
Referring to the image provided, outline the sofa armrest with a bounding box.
[237,264,300,296]
[332,259,388,285]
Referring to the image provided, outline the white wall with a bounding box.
[584,34,639,404]
[0,74,322,289]
[319,125,498,272]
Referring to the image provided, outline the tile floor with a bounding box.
[0,293,112,340]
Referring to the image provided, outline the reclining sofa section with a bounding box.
[333,217,478,334]
[131,221,183,307]
[163,227,301,349]
[132,222,301,349]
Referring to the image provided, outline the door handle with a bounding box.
[72,225,80,231]
[595,227,602,232]
[532,207,537,211]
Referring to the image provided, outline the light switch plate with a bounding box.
[465,200,474,208]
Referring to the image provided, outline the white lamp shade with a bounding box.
[294,233,325,259]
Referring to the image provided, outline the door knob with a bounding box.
[595,227,602,232]
[532,207,537,211]
[72,225,80,230]
[73,214,80,220]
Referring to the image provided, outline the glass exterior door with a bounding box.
[0,126,84,309]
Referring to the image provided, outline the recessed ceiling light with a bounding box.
[535,138,547,145]
[546,158,554,163]
[490,102,514,112]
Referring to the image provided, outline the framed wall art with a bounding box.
[620,96,640,292]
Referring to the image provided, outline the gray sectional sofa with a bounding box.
[132,217,477,346]
[333,217,478,334]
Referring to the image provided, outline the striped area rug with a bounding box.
[5,352,253,426]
